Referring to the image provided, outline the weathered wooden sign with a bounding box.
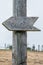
[2,17,40,31]
[2,0,40,65]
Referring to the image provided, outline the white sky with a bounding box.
[0,0,43,50]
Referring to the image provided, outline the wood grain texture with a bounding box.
[12,31,27,65]
[13,0,27,65]
[13,0,26,17]
[2,17,39,31]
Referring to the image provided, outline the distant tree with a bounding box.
[32,44,35,51]
[27,47,31,51]
[6,44,12,50]
[38,45,40,51]
[8,45,12,50]
[41,45,43,51]
[4,43,6,49]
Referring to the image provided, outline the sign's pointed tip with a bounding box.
[32,26,41,31]
[2,22,4,26]
[2,22,11,31]
[2,16,41,31]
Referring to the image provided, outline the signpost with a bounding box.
[2,0,40,65]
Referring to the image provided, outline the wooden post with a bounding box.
[12,31,27,65]
[13,0,26,17]
[13,0,27,65]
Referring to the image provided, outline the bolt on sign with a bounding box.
[2,0,40,65]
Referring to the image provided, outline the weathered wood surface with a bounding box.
[12,0,27,65]
[13,0,26,17]
[2,17,40,31]
[12,31,27,65]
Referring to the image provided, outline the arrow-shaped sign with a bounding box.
[2,0,41,65]
[2,16,40,31]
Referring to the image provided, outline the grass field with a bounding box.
[0,50,43,65]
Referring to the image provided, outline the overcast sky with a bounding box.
[0,0,43,50]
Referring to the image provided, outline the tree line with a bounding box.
[4,44,43,51]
